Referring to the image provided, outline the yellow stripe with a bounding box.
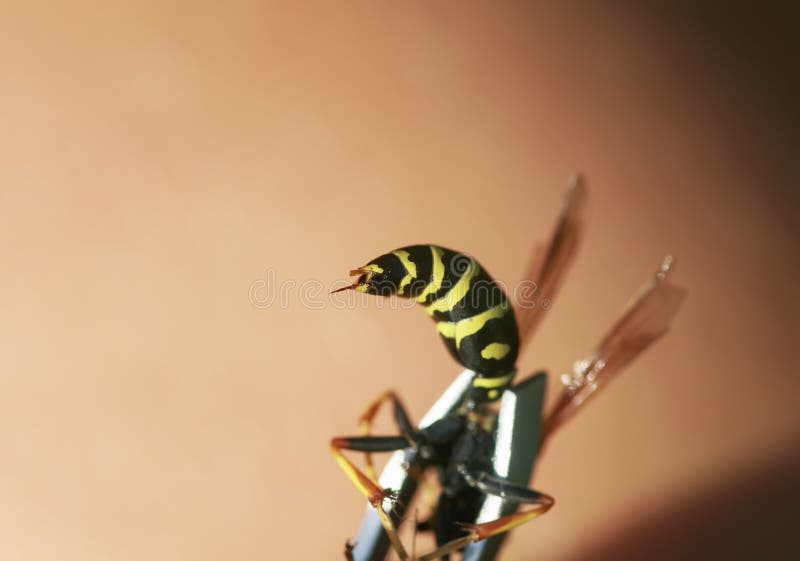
[362,263,383,273]
[392,250,417,295]
[434,302,510,348]
[472,371,515,389]
[436,322,456,338]
[416,246,445,303]
[425,259,479,315]
[454,302,508,347]
[392,250,417,277]
[480,342,511,360]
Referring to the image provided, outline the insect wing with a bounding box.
[517,176,587,348]
[544,256,687,438]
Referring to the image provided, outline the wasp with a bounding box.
[330,178,686,561]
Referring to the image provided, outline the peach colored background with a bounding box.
[1,3,797,561]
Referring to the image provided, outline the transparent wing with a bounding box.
[542,256,687,440]
[516,175,587,349]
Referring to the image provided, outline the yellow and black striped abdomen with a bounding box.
[358,245,519,382]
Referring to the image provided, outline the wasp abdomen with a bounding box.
[360,245,519,383]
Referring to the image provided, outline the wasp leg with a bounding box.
[416,469,554,561]
[358,390,415,483]
[330,435,413,561]
[344,540,355,561]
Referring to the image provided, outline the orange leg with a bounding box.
[330,436,411,561]
[417,486,554,561]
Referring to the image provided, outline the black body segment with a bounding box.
[358,245,519,392]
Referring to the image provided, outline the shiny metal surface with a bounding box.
[462,372,546,561]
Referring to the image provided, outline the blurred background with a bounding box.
[1,2,797,560]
